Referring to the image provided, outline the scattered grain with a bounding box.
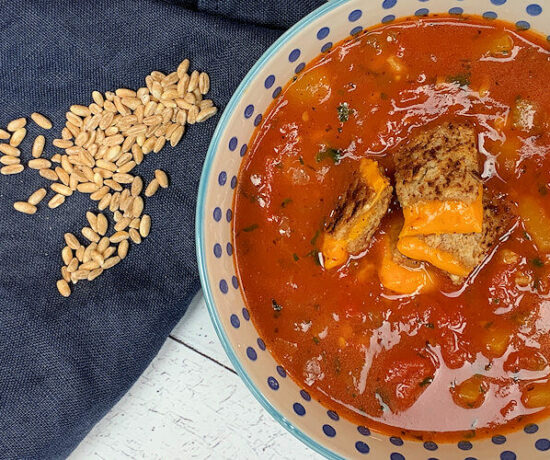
[13,201,37,214]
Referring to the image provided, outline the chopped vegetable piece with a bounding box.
[518,195,550,251]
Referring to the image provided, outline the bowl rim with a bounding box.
[195,0,351,457]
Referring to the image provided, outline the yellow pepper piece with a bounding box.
[400,185,483,237]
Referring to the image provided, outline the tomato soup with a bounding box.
[233,16,550,441]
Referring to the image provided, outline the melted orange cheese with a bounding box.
[378,235,435,294]
[399,185,483,237]
[397,236,470,277]
[322,159,389,270]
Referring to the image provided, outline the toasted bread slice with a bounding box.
[395,122,483,237]
[322,159,392,269]
[397,192,514,282]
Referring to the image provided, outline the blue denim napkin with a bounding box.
[0,1,322,457]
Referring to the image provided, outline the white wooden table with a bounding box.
[70,292,322,460]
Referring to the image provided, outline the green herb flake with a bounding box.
[271,299,283,312]
[310,229,321,246]
[532,258,544,267]
[419,376,434,387]
[492,298,501,304]
[242,223,259,232]
[298,156,304,165]
[425,322,435,329]
[316,147,341,164]
[274,162,283,169]
[539,184,548,196]
[524,231,532,241]
[446,72,471,87]
[281,198,293,208]
[337,103,350,122]
[313,336,320,344]
[292,253,299,262]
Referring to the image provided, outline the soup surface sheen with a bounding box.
[233,16,550,441]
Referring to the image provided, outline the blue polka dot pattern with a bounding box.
[230,176,237,189]
[382,15,396,23]
[526,4,542,16]
[295,63,306,74]
[415,8,429,16]
[321,42,333,52]
[226,242,233,256]
[464,458,478,460]
[390,437,403,446]
[524,423,539,434]
[264,74,275,89]
[424,441,438,451]
[254,114,262,126]
[357,426,371,436]
[219,279,228,294]
[516,20,531,30]
[276,365,286,377]
[458,441,473,451]
[246,346,257,360]
[300,389,311,401]
[257,337,266,350]
[491,0,506,4]
[288,49,301,62]
[500,451,516,460]
[348,9,362,21]
[383,0,396,9]
[213,207,222,222]
[272,87,282,98]
[483,11,498,19]
[230,314,240,328]
[322,424,336,437]
[231,276,238,289]
[267,376,279,390]
[327,410,339,421]
[492,435,506,445]
[350,26,363,35]
[225,209,232,223]
[213,243,222,258]
[239,144,247,157]
[449,6,463,14]
[218,171,227,186]
[317,27,330,40]
[355,441,370,454]
[244,104,254,118]
[228,136,238,151]
[293,402,305,416]
[241,307,249,320]
[536,438,550,451]
[390,453,405,460]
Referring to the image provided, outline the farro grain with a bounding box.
[145,178,159,197]
[27,188,47,206]
[7,117,26,132]
[13,201,37,214]
[10,128,26,147]
[48,194,65,208]
[1,164,24,175]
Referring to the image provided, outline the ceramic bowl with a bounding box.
[196,0,550,458]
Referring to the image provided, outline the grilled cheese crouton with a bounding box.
[395,122,483,237]
[322,159,392,269]
[398,193,514,282]
[378,219,436,294]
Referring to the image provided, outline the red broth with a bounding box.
[233,16,550,441]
